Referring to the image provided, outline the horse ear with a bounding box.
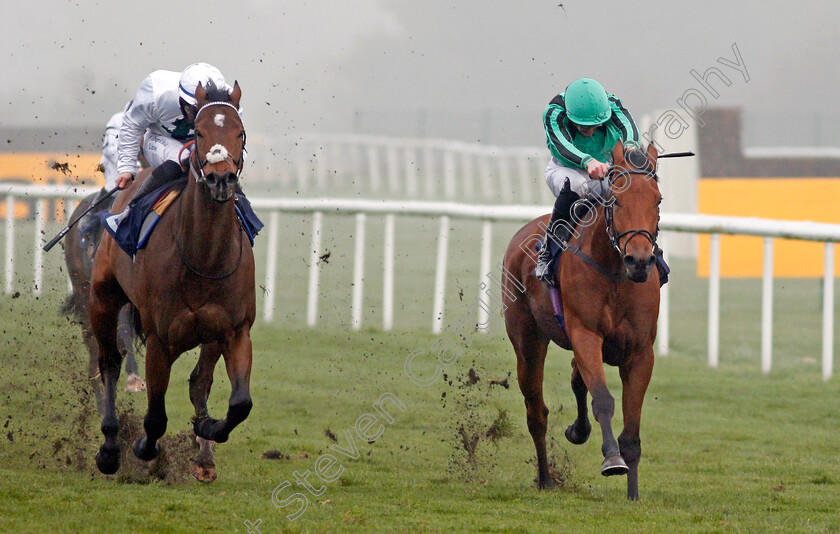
[230,81,241,109]
[195,82,207,106]
[646,141,659,162]
[612,140,625,164]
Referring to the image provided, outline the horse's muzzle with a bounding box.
[205,171,239,202]
[623,253,656,283]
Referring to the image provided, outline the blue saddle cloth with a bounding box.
[101,181,264,258]
[234,193,264,245]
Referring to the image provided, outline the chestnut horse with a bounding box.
[89,81,255,482]
[503,142,661,500]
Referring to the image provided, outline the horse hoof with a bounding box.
[564,421,591,445]
[601,455,629,477]
[133,437,160,462]
[125,374,146,393]
[192,461,217,483]
[96,444,120,474]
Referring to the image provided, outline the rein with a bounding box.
[564,240,626,282]
[174,223,244,280]
[174,159,245,281]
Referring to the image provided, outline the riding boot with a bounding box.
[79,187,109,249]
[128,160,184,208]
[535,182,581,285]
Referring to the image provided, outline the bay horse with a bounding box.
[63,192,145,415]
[89,81,255,482]
[503,142,661,500]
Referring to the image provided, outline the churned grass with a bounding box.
[2,276,840,532]
[1,217,839,532]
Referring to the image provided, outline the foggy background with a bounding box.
[1,0,837,150]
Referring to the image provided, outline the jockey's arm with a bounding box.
[116,76,158,187]
[607,95,640,148]
[544,103,595,170]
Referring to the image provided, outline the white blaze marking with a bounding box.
[214,114,225,127]
[206,144,229,164]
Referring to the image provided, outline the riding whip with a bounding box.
[657,151,695,159]
[42,187,120,252]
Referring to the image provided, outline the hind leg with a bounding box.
[89,277,126,474]
[82,321,106,416]
[194,328,253,443]
[117,305,145,392]
[67,276,105,414]
[508,321,553,489]
[189,343,222,421]
[189,343,222,482]
[133,334,173,462]
[564,359,591,445]
[618,347,654,500]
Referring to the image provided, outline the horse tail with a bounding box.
[60,293,83,322]
[130,305,147,347]
[59,294,75,316]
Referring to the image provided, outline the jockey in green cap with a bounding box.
[535,77,640,284]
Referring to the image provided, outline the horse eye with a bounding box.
[195,131,204,139]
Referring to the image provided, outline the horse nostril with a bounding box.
[206,173,237,189]
[623,255,637,268]
[646,255,656,267]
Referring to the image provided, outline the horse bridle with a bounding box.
[603,162,659,257]
[189,101,246,184]
[175,100,247,279]
[604,201,657,257]
[562,162,660,282]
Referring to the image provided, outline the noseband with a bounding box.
[190,101,246,184]
[604,202,656,257]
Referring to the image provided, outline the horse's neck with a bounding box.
[177,181,240,269]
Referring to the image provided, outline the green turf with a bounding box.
[1,217,839,533]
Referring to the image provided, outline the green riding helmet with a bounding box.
[564,78,612,126]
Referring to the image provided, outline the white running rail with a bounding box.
[2,185,838,380]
